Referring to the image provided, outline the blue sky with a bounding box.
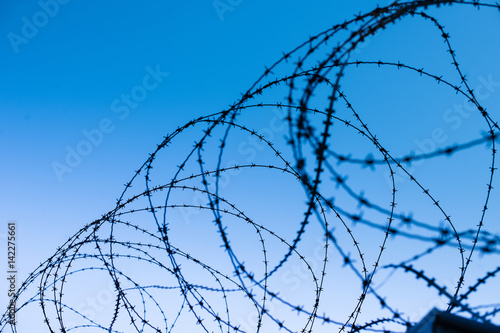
[0,0,387,271]
[1,1,500,332]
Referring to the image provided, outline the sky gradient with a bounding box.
[1,1,500,332]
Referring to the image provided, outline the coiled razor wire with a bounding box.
[3,1,500,332]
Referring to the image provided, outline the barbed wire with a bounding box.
[3,1,500,332]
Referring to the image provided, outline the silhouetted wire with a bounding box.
[2,1,500,332]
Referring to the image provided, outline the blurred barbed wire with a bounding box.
[3,1,500,332]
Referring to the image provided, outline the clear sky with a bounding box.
[1,1,500,332]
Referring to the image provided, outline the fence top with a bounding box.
[407,308,500,333]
